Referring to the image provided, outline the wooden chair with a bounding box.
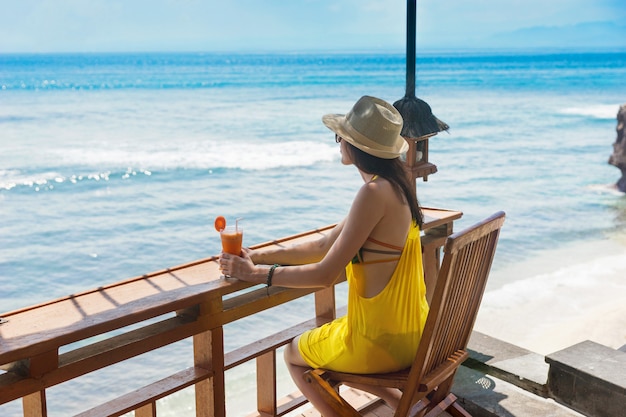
[303,211,506,417]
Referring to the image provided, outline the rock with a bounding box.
[608,104,626,192]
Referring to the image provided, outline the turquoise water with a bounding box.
[1,50,626,415]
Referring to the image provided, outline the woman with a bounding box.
[219,95,429,415]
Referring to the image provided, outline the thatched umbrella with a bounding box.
[393,0,448,181]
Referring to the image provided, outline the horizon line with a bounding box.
[2,45,626,56]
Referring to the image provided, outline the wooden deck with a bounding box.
[275,388,453,417]
[249,387,385,417]
[301,388,384,417]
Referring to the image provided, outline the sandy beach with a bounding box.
[474,236,626,355]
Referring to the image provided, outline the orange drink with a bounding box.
[220,225,243,255]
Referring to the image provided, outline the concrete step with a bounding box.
[453,365,585,417]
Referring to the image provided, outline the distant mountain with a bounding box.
[487,21,626,49]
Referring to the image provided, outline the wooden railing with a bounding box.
[0,208,461,417]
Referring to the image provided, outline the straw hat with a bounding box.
[322,96,408,159]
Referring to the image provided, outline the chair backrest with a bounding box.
[400,211,505,413]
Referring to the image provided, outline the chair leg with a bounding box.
[447,402,472,417]
[421,393,472,417]
[303,369,361,417]
[422,393,455,417]
[407,397,429,417]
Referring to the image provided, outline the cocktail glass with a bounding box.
[220,225,243,255]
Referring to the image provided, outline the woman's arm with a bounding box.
[220,182,385,289]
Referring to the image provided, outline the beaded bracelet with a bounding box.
[266,264,279,287]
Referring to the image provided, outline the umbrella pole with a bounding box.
[404,0,418,183]
[406,0,416,99]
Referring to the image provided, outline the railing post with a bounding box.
[23,391,47,417]
[135,402,156,417]
[314,282,338,322]
[22,349,58,417]
[256,350,277,416]
[193,295,225,417]
[422,222,453,303]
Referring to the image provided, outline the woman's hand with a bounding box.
[244,247,261,264]
[219,248,263,284]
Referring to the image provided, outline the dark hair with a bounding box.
[346,142,423,226]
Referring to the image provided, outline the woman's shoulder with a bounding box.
[351,177,399,217]
[346,179,387,221]
[359,176,395,200]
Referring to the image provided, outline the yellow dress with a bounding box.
[298,222,429,374]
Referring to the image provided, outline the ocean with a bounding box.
[1,50,626,416]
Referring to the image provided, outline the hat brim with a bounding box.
[322,113,408,159]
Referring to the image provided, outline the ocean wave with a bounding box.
[0,169,122,191]
[586,183,625,196]
[559,104,621,119]
[56,140,337,170]
[0,141,338,191]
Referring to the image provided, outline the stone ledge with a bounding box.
[452,365,584,417]
[545,340,626,417]
[466,331,548,397]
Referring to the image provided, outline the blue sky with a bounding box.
[1,0,625,53]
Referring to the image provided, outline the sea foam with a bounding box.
[559,104,621,119]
